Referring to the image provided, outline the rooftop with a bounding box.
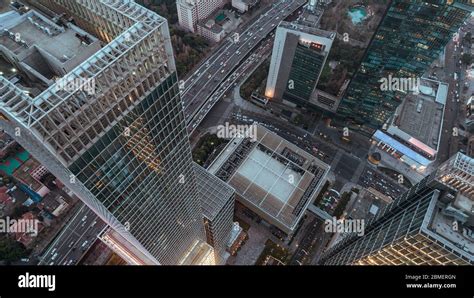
[436,152,474,198]
[194,162,234,221]
[0,10,100,77]
[208,124,329,232]
[424,191,474,263]
[389,78,448,156]
[198,19,224,34]
[296,5,324,28]
[0,0,167,131]
[279,21,336,40]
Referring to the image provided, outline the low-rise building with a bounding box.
[371,78,448,176]
[197,19,225,43]
[0,132,17,160]
[40,193,68,217]
[231,0,259,13]
[11,211,44,247]
[208,124,330,235]
[177,0,228,32]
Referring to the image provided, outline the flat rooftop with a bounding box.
[428,200,474,260]
[208,124,330,232]
[198,19,224,34]
[389,78,448,155]
[296,5,324,28]
[0,11,98,63]
[279,21,335,40]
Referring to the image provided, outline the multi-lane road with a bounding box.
[182,0,307,133]
[39,205,106,265]
[39,0,304,266]
[437,19,473,162]
[231,108,407,193]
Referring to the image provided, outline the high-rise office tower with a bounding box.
[194,163,235,265]
[177,0,228,32]
[0,0,210,265]
[265,21,335,109]
[436,152,474,198]
[320,152,474,265]
[336,0,474,135]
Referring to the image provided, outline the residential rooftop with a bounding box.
[198,19,224,34]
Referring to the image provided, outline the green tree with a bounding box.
[0,236,29,263]
[333,192,352,219]
[11,206,29,219]
[461,53,472,65]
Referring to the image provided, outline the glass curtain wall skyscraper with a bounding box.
[0,0,207,265]
[320,152,474,265]
[265,22,335,108]
[336,0,473,135]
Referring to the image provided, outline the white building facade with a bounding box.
[177,0,228,32]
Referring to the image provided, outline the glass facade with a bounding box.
[0,0,208,265]
[320,154,474,265]
[68,74,205,264]
[196,163,235,265]
[283,43,326,104]
[337,0,473,134]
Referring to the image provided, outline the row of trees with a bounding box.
[240,60,270,100]
[192,134,227,166]
[136,0,178,24]
[136,0,211,77]
[171,29,210,76]
[318,38,364,96]
[0,235,29,264]
[332,192,352,219]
